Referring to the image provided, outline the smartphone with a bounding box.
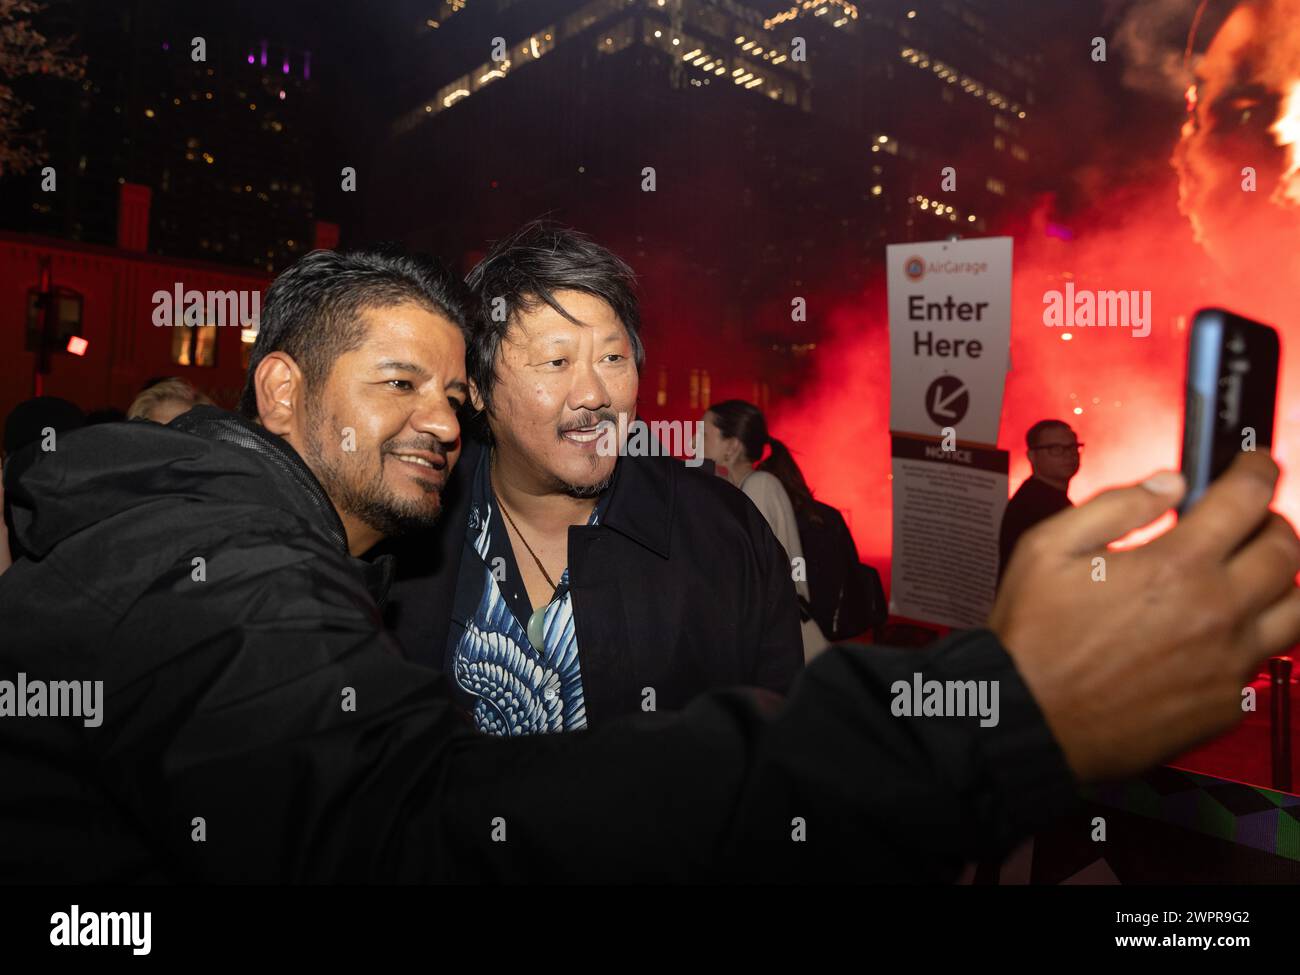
[1179,308,1279,513]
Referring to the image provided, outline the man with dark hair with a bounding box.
[3,245,1300,882]
[234,248,473,547]
[997,419,1081,586]
[383,221,803,733]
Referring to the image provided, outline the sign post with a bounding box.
[886,238,1013,628]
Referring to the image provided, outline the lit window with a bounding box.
[241,325,258,369]
[171,324,218,367]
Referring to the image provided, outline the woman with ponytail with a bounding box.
[701,400,831,661]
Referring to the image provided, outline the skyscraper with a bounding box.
[373,0,1043,405]
[0,0,334,272]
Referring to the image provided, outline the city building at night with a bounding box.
[0,0,332,273]
[0,183,283,422]
[373,0,1041,410]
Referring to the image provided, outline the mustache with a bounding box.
[557,410,619,435]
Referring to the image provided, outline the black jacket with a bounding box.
[382,437,804,725]
[998,476,1073,585]
[0,407,1079,882]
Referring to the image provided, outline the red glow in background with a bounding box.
[770,171,1299,576]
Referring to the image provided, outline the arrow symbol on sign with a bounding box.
[930,382,966,419]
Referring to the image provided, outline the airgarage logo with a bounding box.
[907,257,991,279]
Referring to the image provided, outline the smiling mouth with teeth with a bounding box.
[561,420,614,444]
[391,453,441,470]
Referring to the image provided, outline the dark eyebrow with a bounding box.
[377,359,429,378]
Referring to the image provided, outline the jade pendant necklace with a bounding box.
[495,494,561,653]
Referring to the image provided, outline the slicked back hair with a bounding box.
[464,221,644,416]
[238,247,471,419]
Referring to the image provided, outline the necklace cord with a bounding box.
[495,494,560,596]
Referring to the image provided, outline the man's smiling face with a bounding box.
[482,290,638,497]
[301,300,467,538]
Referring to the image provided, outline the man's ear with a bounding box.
[254,352,305,436]
[469,378,485,413]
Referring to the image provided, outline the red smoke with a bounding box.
[769,174,1298,577]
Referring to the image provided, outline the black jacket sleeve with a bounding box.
[95,504,1079,883]
[749,504,807,693]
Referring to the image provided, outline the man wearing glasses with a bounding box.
[998,419,1082,586]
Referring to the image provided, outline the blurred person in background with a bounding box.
[998,419,1081,588]
[702,400,832,661]
[127,377,213,424]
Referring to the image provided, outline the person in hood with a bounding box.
[1,246,1298,883]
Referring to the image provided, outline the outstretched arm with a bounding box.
[91,453,1300,882]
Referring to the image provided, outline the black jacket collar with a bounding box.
[601,444,674,560]
[461,437,674,560]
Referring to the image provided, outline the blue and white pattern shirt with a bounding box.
[446,451,603,735]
